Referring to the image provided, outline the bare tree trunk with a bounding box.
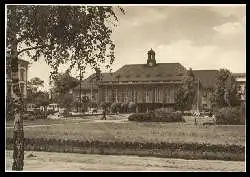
[10,8,24,170]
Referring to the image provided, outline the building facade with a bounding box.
[6,59,29,99]
[232,73,246,101]
[72,49,245,113]
[98,56,187,112]
[74,49,203,112]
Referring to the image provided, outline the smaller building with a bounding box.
[6,59,29,99]
[232,73,246,101]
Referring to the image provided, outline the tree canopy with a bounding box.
[211,69,238,108]
[7,5,125,77]
[175,68,197,112]
[7,5,124,171]
[27,77,44,93]
[51,70,80,95]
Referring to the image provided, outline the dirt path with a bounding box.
[5,150,245,171]
[6,116,129,129]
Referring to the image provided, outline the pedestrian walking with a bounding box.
[102,106,107,120]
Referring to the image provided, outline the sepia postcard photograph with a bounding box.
[5,4,246,172]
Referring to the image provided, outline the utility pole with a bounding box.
[195,77,200,125]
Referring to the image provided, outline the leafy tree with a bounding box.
[57,93,74,114]
[27,77,45,102]
[7,5,124,170]
[33,91,50,116]
[52,70,79,96]
[34,91,50,107]
[175,68,197,112]
[27,77,44,92]
[211,69,238,109]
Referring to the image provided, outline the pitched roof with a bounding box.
[193,70,218,88]
[73,73,112,90]
[102,63,187,82]
[232,73,246,78]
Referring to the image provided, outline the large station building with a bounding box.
[72,49,245,112]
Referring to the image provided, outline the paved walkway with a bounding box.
[6,150,245,171]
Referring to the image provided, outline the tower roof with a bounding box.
[147,48,155,54]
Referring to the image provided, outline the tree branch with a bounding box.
[17,45,50,56]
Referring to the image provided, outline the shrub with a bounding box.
[111,103,121,113]
[128,111,184,122]
[215,107,241,125]
[100,102,109,108]
[128,102,137,113]
[121,103,128,113]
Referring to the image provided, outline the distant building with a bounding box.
[6,59,29,99]
[232,73,246,101]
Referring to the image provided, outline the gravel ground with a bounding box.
[5,150,245,172]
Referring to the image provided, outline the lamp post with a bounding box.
[78,68,83,112]
[194,77,200,125]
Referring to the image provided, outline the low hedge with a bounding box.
[215,107,242,125]
[5,137,245,161]
[128,111,184,122]
[6,137,244,153]
[111,103,121,113]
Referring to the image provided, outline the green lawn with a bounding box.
[6,119,245,146]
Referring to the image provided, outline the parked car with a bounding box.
[89,107,98,114]
[59,107,66,114]
[47,103,59,112]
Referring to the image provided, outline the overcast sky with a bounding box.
[25,5,246,91]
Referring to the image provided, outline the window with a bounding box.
[20,69,25,81]
[165,87,174,103]
[20,83,25,96]
[124,88,129,102]
[169,88,175,103]
[6,68,11,79]
[7,85,11,97]
[145,89,149,103]
[108,89,112,102]
[104,88,108,102]
[154,88,161,103]
[104,88,113,102]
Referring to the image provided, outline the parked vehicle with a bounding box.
[26,103,37,112]
[47,103,59,112]
[89,107,98,114]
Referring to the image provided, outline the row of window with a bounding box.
[103,87,175,103]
